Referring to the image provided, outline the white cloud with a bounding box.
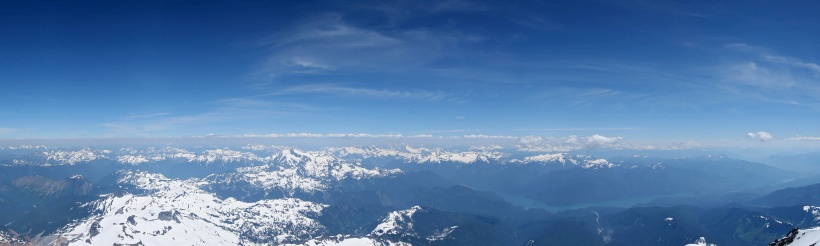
[274,84,449,101]
[747,131,774,142]
[515,134,623,152]
[124,112,171,120]
[724,43,772,53]
[517,136,545,145]
[536,87,654,108]
[462,134,517,139]
[326,133,404,138]
[565,134,622,148]
[723,62,796,89]
[233,133,516,141]
[101,99,307,135]
[425,129,480,133]
[719,43,820,105]
[563,135,581,145]
[237,133,407,138]
[257,14,449,78]
[786,136,820,141]
[762,54,820,74]
[516,127,638,131]
[585,134,623,148]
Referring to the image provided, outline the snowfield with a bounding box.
[53,171,327,245]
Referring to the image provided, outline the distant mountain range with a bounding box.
[0,144,819,245]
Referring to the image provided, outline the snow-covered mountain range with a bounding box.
[0,144,816,245]
[53,170,327,245]
[21,148,424,245]
[771,227,820,246]
[1,144,623,169]
[204,149,402,195]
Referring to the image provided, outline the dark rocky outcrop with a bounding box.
[89,221,101,237]
[157,210,181,223]
[770,227,800,246]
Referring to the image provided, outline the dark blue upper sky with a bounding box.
[1,0,819,147]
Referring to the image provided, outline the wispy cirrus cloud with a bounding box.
[210,97,318,111]
[273,84,451,101]
[786,136,820,142]
[246,4,506,85]
[100,99,309,135]
[719,43,820,105]
[231,133,511,140]
[238,133,406,138]
[254,14,458,78]
[101,112,234,135]
[515,127,639,131]
[534,87,654,108]
[762,54,820,74]
[722,62,797,89]
[422,129,481,133]
[462,134,517,139]
[123,112,171,120]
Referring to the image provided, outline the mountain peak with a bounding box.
[685,237,716,246]
[370,205,425,237]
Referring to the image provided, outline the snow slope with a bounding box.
[53,171,327,245]
[331,146,504,164]
[288,237,411,246]
[786,227,820,246]
[685,237,716,246]
[370,206,424,237]
[40,148,110,165]
[208,149,401,195]
[772,227,820,246]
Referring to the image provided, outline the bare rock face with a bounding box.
[89,221,101,237]
[769,227,799,246]
[126,215,137,225]
[0,229,30,246]
[113,241,144,246]
[157,210,181,223]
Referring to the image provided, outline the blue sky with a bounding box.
[1,0,819,147]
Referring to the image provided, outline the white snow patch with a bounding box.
[289,237,411,246]
[54,171,327,245]
[804,206,820,222]
[209,149,401,195]
[777,227,820,246]
[371,206,424,237]
[582,159,617,169]
[685,237,716,246]
[41,149,109,165]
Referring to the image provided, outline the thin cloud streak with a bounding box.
[255,14,446,78]
[515,128,639,131]
[786,136,820,142]
[762,54,820,74]
[100,99,309,135]
[272,84,451,102]
[718,43,820,105]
